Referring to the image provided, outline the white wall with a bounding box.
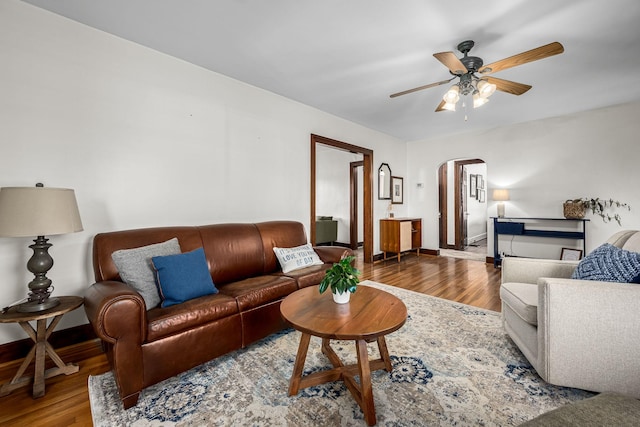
[0,1,405,344]
[408,102,640,259]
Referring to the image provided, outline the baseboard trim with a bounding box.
[0,322,96,364]
[420,248,439,256]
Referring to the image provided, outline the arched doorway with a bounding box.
[438,158,487,258]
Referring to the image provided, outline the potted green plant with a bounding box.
[319,255,360,304]
[564,198,631,225]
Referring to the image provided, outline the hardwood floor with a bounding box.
[0,253,501,426]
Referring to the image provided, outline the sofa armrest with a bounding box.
[313,246,353,264]
[84,281,147,344]
[537,277,640,397]
[84,280,148,407]
[501,257,578,284]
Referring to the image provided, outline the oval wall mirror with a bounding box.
[378,163,392,200]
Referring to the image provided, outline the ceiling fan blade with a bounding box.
[433,51,468,75]
[435,100,447,112]
[479,42,564,75]
[389,78,453,98]
[484,76,532,95]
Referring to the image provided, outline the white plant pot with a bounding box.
[332,290,351,304]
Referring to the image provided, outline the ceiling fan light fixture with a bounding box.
[473,91,489,108]
[477,79,497,98]
[442,102,456,112]
[442,85,460,104]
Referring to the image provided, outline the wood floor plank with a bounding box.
[0,252,501,426]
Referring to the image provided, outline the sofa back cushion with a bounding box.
[621,232,640,253]
[198,223,265,285]
[93,227,203,282]
[93,221,309,287]
[607,230,640,250]
[256,221,309,274]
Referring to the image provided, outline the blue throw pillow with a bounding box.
[571,243,640,283]
[152,247,218,308]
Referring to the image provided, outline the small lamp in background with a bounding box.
[492,189,510,218]
[0,184,83,312]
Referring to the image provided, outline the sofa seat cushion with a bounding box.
[218,275,297,311]
[500,282,538,326]
[146,293,239,341]
[280,264,331,289]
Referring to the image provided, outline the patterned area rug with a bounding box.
[88,281,593,426]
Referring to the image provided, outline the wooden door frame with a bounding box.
[438,163,448,249]
[350,161,363,250]
[439,158,484,250]
[311,134,373,263]
[453,159,484,249]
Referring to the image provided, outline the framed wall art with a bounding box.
[392,176,403,204]
[561,248,583,260]
[469,174,477,198]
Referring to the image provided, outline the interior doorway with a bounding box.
[438,158,487,257]
[311,134,373,263]
[350,161,364,249]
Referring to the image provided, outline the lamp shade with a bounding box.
[0,186,83,237]
[492,189,510,202]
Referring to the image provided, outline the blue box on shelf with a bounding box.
[495,222,525,235]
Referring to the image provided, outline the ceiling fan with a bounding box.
[390,40,564,112]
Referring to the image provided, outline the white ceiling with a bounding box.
[22,0,640,142]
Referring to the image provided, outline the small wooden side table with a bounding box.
[0,296,83,398]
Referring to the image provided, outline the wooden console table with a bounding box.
[493,217,589,267]
[0,296,83,398]
[380,218,422,262]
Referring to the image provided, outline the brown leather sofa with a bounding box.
[84,221,351,409]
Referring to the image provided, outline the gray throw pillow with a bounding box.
[111,238,181,309]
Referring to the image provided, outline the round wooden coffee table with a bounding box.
[280,284,407,426]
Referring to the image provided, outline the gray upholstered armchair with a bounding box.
[500,230,640,398]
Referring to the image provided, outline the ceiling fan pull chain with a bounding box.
[463,100,468,121]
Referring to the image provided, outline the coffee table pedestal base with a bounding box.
[288,334,393,426]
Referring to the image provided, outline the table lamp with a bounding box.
[0,184,83,312]
[492,189,510,218]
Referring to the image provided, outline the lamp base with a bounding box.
[17,297,60,313]
[497,203,506,218]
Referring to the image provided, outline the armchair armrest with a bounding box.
[313,246,353,264]
[537,277,640,397]
[84,281,147,344]
[501,257,578,285]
